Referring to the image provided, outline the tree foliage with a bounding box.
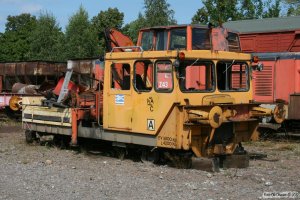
[92,8,124,54]
[65,6,98,59]
[239,0,264,19]
[192,0,283,25]
[192,0,240,25]
[29,12,65,61]
[262,0,281,18]
[123,0,176,44]
[122,13,146,44]
[143,0,176,27]
[0,1,298,62]
[0,13,37,61]
[285,0,300,16]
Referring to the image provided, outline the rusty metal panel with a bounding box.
[211,27,229,51]
[4,63,16,75]
[288,94,300,120]
[0,61,67,92]
[0,76,2,92]
[0,61,67,76]
[69,59,95,74]
[15,62,27,75]
[25,62,38,75]
[36,62,50,75]
[0,63,5,75]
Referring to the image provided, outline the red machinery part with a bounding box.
[53,77,79,96]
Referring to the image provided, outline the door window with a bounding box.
[111,63,131,90]
[155,61,173,92]
[134,60,153,92]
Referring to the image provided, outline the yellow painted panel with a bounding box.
[107,93,133,130]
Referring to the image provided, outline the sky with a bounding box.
[0,0,203,32]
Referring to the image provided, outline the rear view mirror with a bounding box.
[252,63,264,71]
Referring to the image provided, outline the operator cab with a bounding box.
[137,24,241,52]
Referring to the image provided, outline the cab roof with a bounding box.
[139,24,210,31]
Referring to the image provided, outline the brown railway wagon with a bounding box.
[0,61,67,93]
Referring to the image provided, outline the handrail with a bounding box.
[110,46,144,55]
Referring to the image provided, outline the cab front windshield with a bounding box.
[179,59,249,92]
[216,61,249,91]
[179,60,214,92]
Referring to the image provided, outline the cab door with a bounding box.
[131,60,176,135]
[107,62,133,130]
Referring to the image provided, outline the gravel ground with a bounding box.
[0,124,299,200]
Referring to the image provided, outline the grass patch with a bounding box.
[244,141,274,147]
[293,146,300,156]
[275,144,296,151]
[0,118,21,127]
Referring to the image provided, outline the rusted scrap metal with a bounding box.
[12,83,39,94]
[0,61,66,76]
[0,61,66,93]
[41,59,102,108]
[211,27,229,51]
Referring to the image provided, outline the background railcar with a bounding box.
[0,61,66,117]
[225,16,300,132]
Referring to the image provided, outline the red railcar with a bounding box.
[225,16,300,130]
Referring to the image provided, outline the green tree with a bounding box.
[239,0,264,19]
[192,0,240,25]
[285,0,300,16]
[0,13,37,61]
[192,0,283,25]
[122,13,146,44]
[123,0,176,43]
[262,0,281,18]
[65,6,98,59]
[0,33,5,61]
[92,8,124,54]
[29,12,65,61]
[143,0,176,27]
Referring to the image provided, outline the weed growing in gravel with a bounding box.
[293,145,300,156]
[276,144,296,151]
[0,118,21,127]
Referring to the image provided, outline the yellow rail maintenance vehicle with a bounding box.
[22,25,284,170]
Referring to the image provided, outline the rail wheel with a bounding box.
[164,152,194,169]
[141,148,160,164]
[53,135,69,149]
[113,147,126,160]
[25,130,37,144]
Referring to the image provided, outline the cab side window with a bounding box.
[134,61,153,92]
[216,61,248,91]
[155,61,173,92]
[192,28,211,50]
[227,32,241,52]
[169,29,187,50]
[156,30,168,51]
[141,31,154,51]
[111,63,130,90]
